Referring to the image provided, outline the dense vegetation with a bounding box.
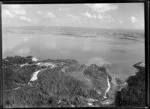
[3,56,145,107]
[83,64,112,96]
[3,56,33,66]
[3,56,110,107]
[3,56,40,91]
[3,69,90,107]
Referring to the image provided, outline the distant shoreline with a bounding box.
[2,26,144,33]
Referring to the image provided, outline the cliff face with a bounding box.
[115,62,145,106]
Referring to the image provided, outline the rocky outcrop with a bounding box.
[115,62,145,106]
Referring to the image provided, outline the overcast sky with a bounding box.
[2,3,144,29]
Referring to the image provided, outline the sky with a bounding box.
[2,3,144,29]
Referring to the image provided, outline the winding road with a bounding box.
[103,75,111,98]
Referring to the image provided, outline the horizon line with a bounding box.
[2,25,144,31]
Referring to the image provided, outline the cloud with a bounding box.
[9,5,22,9]
[58,8,69,12]
[2,4,30,23]
[83,4,116,22]
[37,11,42,15]
[2,9,15,18]
[130,16,138,23]
[97,14,103,19]
[5,4,26,16]
[2,7,32,23]
[11,9,26,16]
[85,4,118,13]
[67,14,80,21]
[47,12,55,18]
[83,11,102,19]
[37,11,55,18]
[20,16,32,22]
[119,20,123,24]
[83,11,92,18]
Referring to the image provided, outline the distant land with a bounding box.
[3,26,144,42]
[3,26,144,33]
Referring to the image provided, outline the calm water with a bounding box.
[3,27,145,81]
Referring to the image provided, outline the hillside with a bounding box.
[2,56,144,107]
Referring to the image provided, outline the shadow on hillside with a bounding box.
[114,63,145,107]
